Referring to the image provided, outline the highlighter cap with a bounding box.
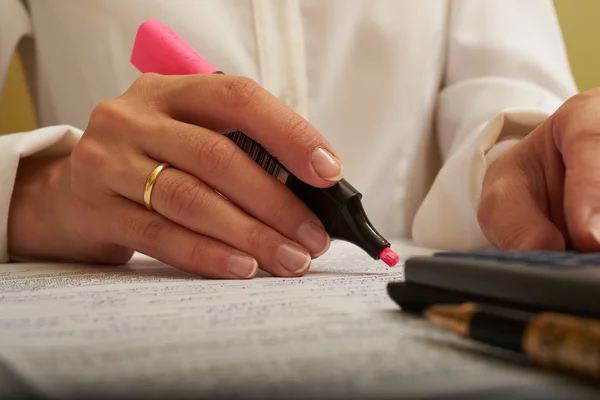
[285,176,390,259]
[131,18,218,75]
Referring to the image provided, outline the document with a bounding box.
[0,240,594,399]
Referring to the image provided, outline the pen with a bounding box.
[425,302,600,380]
[129,18,399,267]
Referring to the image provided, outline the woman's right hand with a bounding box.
[8,73,343,278]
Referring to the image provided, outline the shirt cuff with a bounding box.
[412,109,550,251]
[0,125,83,263]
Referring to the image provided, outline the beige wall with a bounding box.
[554,0,600,91]
[0,1,599,135]
[0,51,37,134]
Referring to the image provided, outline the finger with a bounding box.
[132,118,330,258]
[478,160,565,251]
[107,155,315,277]
[552,93,600,251]
[130,73,343,187]
[105,197,258,279]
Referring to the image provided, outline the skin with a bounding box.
[8,73,340,279]
[10,78,600,276]
[479,89,600,252]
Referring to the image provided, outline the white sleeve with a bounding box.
[0,1,82,262]
[411,0,579,250]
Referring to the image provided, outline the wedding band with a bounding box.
[143,162,170,211]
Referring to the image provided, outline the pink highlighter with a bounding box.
[130,19,399,267]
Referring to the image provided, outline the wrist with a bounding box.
[485,138,521,167]
[8,155,73,261]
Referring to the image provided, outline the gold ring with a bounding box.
[143,162,170,211]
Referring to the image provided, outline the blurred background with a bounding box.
[0,0,598,135]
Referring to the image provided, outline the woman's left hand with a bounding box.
[478,89,600,251]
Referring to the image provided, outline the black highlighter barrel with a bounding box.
[284,175,390,259]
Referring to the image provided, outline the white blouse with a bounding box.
[0,0,578,262]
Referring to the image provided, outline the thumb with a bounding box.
[478,149,565,251]
[553,92,600,252]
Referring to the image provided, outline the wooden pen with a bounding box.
[425,302,600,380]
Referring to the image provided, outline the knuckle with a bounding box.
[477,183,509,232]
[196,136,239,179]
[188,239,209,267]
[507,151,542,185]
[88,98,162,142]
[126,73,169,108]
[268,200,294,226]
[89,99,134,129]
[70,138,115,198]
[477,178,535,250]
[245,223,269,250]
[71,138,107,172]
[564,90,596,108]
[132,72,166,91]
[140,217,166,246]
[554,91,600,141]
[92,245,134,265]
[164,177,210,220]
[284,116,312,145]
[496,223,530,250]
[476,199,493,234]
[225,76,261,108]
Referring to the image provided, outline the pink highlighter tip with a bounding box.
[379,247,399,267]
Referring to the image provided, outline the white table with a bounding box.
[0,240,598,399]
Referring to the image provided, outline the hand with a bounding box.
[8,73,342,278]
[478,90,600,251]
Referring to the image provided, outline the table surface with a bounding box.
[0,240,598,399]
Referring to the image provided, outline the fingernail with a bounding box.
[297,220,330,257]
[227,254,258,278]
[311,148,343,181]
[590,214,600,243]
[276,243,311,273]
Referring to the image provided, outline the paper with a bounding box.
[0,240,593,398]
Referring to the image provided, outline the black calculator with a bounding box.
[387,250,600,318]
